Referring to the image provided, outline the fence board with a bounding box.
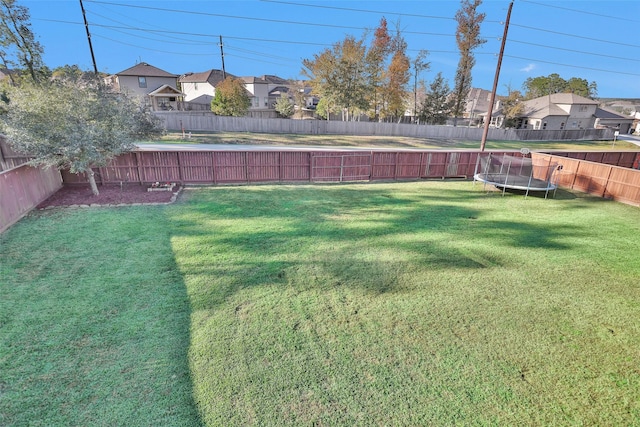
[1,164,62,233]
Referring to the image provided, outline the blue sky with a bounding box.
[24,0,640,99]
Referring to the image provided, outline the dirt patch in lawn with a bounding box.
[37,184,181,208]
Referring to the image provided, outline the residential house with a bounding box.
[179,69,234,110]
[465,88,494,124]
[514,93,599,130]
[477,93,604,130]
[241,76,271,110]
[107,62,183,111]
[593,107,634,133]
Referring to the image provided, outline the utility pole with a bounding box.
[219,35,226,79]
[79,0,98,75]
[480,1,513,152]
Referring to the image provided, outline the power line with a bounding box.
[505,54,640,77]
[520,0,640,23]
[509,39,640,63]
[510,23,640,49]
[85,1,457,38]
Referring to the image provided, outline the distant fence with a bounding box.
[0,164,62,233]
[533,153,640,206]
[153,112,615,142]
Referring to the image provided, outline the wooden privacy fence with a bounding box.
[533,153,640,206]
[0,164,62,233]
[62,150,487,186]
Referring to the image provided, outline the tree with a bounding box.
[274,92,294,118]
[418,72,453,125]
[365,17,391,121]
[1,78,163,195]
[411,50,430,123]
[302,35,368,121]
[380,25,410,122]
[0,0,45,83]
[500,87,524,128]
[211,77,250,116]
[451,0,486,125]
[522,73,597,99]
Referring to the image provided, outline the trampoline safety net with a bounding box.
[474,153,561,198]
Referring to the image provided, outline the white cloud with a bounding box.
[520,63,536,73]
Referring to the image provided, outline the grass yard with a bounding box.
[149,130,639,151]
[2,181,640,425]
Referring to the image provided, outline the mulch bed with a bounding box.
[37,184,181,208]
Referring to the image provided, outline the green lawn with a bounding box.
[145,130,639,151]
[2,182,640,426]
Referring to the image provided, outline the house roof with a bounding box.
[188,94,214,105]
[520,96,568,119]
[179,69,234,86]
[269,86,290,96]
[116,62,177,78]
[260,75,288,85]
[241,76,268,84]
[595,107,633,120]
[548,93,598,105]
[148,84,184,96]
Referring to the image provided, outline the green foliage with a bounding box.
[302,35,369,121]
[1,79,163,194]
[0,0,45,83]
[418,72,453,125]
[523,73,598,99]
[501,88,525,128]
[451,0,486,122]
[274,92,294,118]
[210,76,251,116]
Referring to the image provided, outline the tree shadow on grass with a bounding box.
[168,184,579,312]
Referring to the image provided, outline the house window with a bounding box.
[194,82,198,90]
[542,122,547,130]
[252,97,259,107]
[579,105,588,112]
[560,122,565,130]
[138,76,147,88]
[571,121,578,128]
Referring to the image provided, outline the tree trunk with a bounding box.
[86,169,100,196]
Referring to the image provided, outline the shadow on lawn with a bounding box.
[168,184,576,312]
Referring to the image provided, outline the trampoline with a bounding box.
[474,150,562,198]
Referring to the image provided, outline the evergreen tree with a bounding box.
[418,72,453,125]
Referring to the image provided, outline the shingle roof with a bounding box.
[548,93,598,105]
[179,69,234,86]
[116,62,177,77]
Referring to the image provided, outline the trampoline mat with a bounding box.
[474,173,557,191]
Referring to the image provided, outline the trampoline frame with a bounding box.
[473,152,562,198]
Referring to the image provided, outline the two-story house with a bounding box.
[515,93,599,130]
[107,62,183,111]
[179,69,234,110]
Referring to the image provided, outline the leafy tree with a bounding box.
[500,87,524,128]
[379,25,410,122]
[418,72,453,125]
[1,79,163,195]
[211,77,250,116]
[365,17,391,121]
[0,0,45,83]
[274,93,294,118]
[522,73,597,99]
[451,0,486,125]
[302,35,368,121]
